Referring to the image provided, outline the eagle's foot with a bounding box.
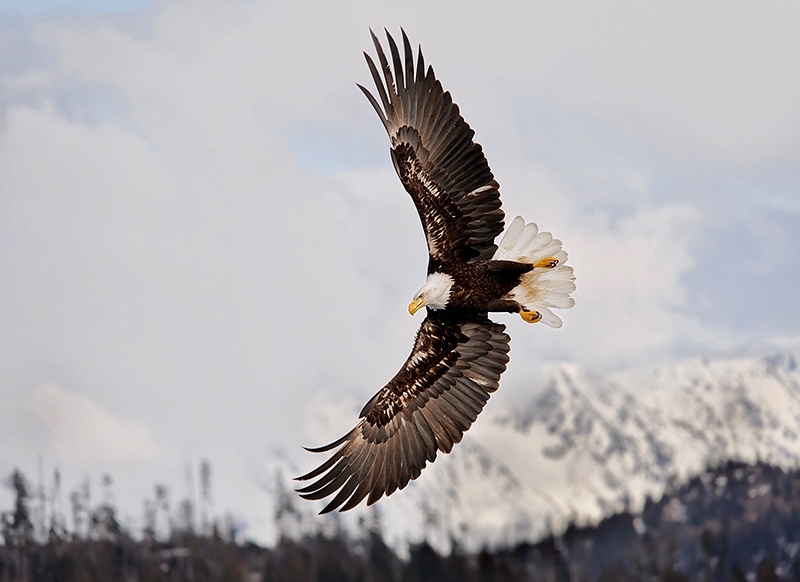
[533,257,559,269]
[520,308,542,323]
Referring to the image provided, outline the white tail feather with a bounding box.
[494,216,576,328]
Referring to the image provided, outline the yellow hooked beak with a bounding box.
[408,296,426,315]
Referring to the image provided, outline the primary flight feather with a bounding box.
[296,29,576,514]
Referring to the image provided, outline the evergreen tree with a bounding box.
[1,468,34,547]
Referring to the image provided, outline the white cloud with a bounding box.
[565,203,707,364]
[29,382,160,462]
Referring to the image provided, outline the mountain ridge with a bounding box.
[284,350,800,552]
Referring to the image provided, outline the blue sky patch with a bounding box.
[0,0,155,16]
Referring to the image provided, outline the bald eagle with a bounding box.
[296,29,575,513]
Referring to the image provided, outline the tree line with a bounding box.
[3,460,800,580]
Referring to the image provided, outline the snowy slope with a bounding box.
[280,351,800,552]
[474,352,800,542]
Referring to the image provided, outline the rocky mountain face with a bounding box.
[284,351,800,553]
[475,352,800,533]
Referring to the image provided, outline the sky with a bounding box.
[1,0,799,542]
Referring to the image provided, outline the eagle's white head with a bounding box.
[408,272,454,315]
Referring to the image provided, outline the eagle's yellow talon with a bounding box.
[533,257,559,269]
[520,309,542,323]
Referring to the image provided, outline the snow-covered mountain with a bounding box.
[278,351,800,552]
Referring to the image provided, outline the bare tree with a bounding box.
[199,459,213,536]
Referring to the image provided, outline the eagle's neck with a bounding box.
[419,272,454,310]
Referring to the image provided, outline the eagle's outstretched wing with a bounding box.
[358,29,505,266]
[295,312,510,513]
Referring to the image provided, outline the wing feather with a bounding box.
[360,29,505,264]
[420,406,454,453]
[402,30,416,127]
[324,476,362,514]
[339,480,371,513]
[371,30,396,109]
[392,430,408,494]
[300,467,351,501]
[412,408,438,462]
[295,454,343,489]
[365,446,388,505]
[295,313,510,513]
[363,53,392,130]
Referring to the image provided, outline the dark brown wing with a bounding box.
[358,29,505,265]
[295,312,510,513]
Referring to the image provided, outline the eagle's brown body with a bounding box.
[430,259,534,314]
